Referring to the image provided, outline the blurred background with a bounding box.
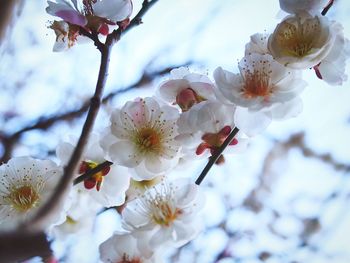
[1,0,350,262]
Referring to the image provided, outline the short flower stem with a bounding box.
[195,127,240,185]
[73,160,113,185]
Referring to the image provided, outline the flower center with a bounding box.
[6,185,40,212]
[196,126,238,164]
[79,160,110,191]
[176,88,206,112]
[118,255,142,263]
[135,127,162,154]
[151,200,182,227]
[276,16,321,58]
[243,69,272,98]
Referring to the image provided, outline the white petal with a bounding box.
[108,141,142,167]
[234,107,271,136]
[93,0,133,22]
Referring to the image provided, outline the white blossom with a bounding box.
[56,133,130,207]
[0,157,66,230]
[158,67,216,112]
[103,97,181,181]
[122,178,205,249]
[214,53,306,135]
[214,53,305,110]
[268,13,338,69]
[47,0,132,25]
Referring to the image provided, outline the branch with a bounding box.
[321,0,334,16]
[0,231,51,263]
[195,127,240,185]
[0,0,23,52]
[25,42,113,230]
[109,0,159,42]
[73,160,113,185]
[23,0,162,231]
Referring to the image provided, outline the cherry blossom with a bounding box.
[56,133,130,207]
[103,97,181,180]
[268,13,335,68]
[215,54,305,111]
[158,67,216,112]
[121,178,205,249]
[214,53,306,135]
[0,157,66,230]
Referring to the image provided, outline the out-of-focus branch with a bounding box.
[0,0,23,52]
[0,231,51,263]
[0,62,189,163]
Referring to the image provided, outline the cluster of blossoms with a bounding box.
[0,0,348,262]
[47,0,133,51]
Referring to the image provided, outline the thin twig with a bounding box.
[73,160,113,185]
[321,0,334,16]
[110,0,159,42]
[195,127,240,185]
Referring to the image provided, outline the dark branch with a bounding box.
[321,0,334,16]
[73,160,113,185]
[195,127,240,185]
[0,231,51,263]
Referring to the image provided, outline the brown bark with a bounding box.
[0,0,23,50]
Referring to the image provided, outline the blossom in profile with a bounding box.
[99,232,163,263]
[49,20,81,52]
[103,97,180,180]
[176,101,248,164]
[121,178,205,249]
[314,23,350,85]
[57,133,130,207]
[279,0,330,15]
[0,157,65,230]
[158,67,216,112]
